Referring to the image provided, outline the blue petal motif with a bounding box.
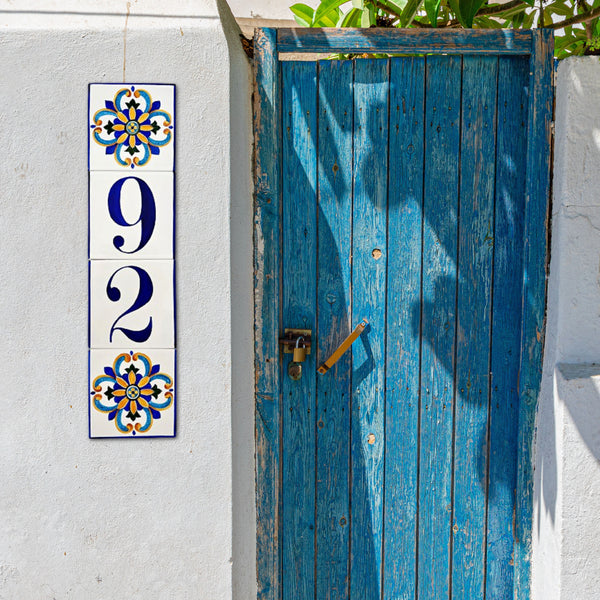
[108,410,117,421]
[136,143,150,167]
[137,408,152,432]
[150,408,161,419]
[93,129,117,147]
[147,131,172,147]
[150,364,160,375]
[150,100,161,111]
[115,142,129,167]
[105,100,116,110]
[104,366,115,377]
[106,144,116,155]
[116,410,129,433]
[94,397,117,412]
[136,353,151,377]
[135,89,152,112]
[150,146,160,155]
[92,375,117,388]
[114,354,128,376]
[115,88,131,112]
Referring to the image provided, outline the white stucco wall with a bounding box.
[0,1,254,598]
[533,56,600,600]
[228,0,293,19]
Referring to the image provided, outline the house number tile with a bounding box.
[89,171,174,260]
[89,83,175,171]
[89,259,175,349]
[89,348,175,438]
[88,83,176,438]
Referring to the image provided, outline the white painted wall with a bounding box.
[228,0,294,19]
[0,1,254,598]
[533,56,600,600]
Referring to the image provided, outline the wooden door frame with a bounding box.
[253,28,554,600]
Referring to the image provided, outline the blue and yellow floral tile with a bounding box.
[89,171,174,260]
[89,84,175,172]
[89,259,175,349]
[89,348,175,438]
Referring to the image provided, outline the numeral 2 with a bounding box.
[106,265,154,343]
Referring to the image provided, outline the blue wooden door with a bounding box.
[254,29,553,600]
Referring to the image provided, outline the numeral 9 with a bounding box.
[108,176,156,254]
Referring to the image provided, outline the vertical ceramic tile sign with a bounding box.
[88,84,176,438]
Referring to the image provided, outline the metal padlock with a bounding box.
[293,336,307,363]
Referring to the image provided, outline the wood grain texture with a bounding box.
[418,54,461,600]
[350,58,389,600]
[515,29,554,600]
[281,60,318,600]
[486,55,529,600]
[383,55,425,600]
[253,28,281,600]
[451,55,498,600]
[278,28,533,55]
[316,58,353,600]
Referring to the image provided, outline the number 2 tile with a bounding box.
[89,259,175,349]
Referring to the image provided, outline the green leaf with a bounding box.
[546,3,573,17]
[378,0,408,15]
[361,2,376,25]
[314,0,351,23]
[315,7,342,25]
[425,0,443,26]
[341,6,363,25]
[474,14,505,26]
[458,0,487,26]
[290,3,315,26]
[352,0,364,8]
[447,0,465,25]
[399,0,425,25]
[522,9,536,26]
[510,8,526,27]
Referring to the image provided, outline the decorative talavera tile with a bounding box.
[89,348,175,437]
[89,171,174,260]
[89,84,175,171]
[90,260,175,349]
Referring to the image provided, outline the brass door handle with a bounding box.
[317,319,368,374]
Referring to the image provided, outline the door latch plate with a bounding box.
[281,329,312,354]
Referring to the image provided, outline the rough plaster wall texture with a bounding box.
[552,57,600,362]
[0,1,245,598]
[534,57,600,600]
[556,365,600,599]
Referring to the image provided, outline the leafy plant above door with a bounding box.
[290,0,600,58]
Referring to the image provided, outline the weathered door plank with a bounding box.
[418,54,461,600]
[451,55,498,600]
[281,60,318,600]
[350,58,389,600]
[515,29,554,600]
[253,28,281,600]
[486,55,529,600]
[383,55,425,600]
[316,58,353,600]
